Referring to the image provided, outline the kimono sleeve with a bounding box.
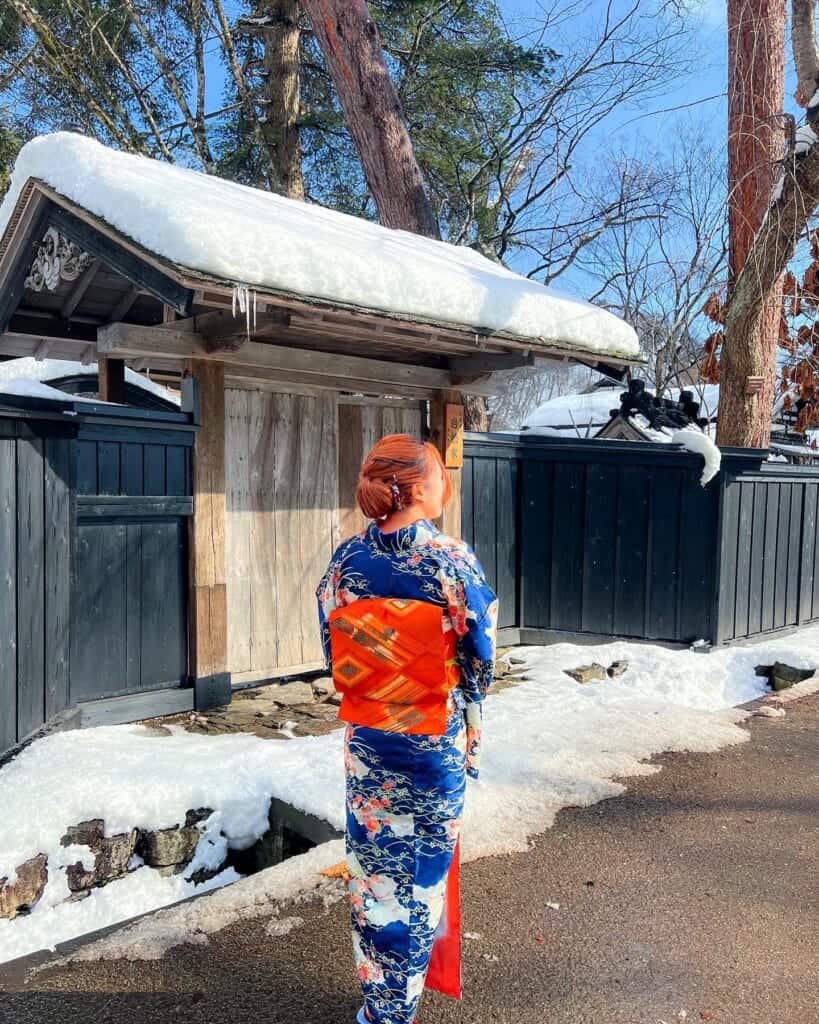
[315,548,344,672]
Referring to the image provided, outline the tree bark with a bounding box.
[717,0,786,448]
[298,0,440,238]
[241,1,304,199]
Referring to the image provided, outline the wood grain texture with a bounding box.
[0,440,17,750]
[248,390,278,672]
[225,389,252,673]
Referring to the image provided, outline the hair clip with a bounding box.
[390,474,403,511]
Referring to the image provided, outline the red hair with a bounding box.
[356,434,452,521]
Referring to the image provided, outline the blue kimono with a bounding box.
[316,518,497,1024]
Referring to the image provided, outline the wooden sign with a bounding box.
[444,403,464,468]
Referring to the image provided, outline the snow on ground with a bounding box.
[0,357,179,404]
[0,134,638,359]
[2,626,818,966]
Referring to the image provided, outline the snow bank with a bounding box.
[0,133,639,359]
[671,426,722,485]
[3,624,818,965]
[0,357,179,405]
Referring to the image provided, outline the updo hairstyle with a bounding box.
[356,433,452,522]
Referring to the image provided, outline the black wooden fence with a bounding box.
[462,433,819,646]
[1,392,195,755]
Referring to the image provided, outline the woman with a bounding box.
[316,433,498,1024]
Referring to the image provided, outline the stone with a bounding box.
[508,655,528,666]
[769,662,815,691]
[493,660,511,679]
[266,682,316,706]
[185,808,213,828]
[565,663,608,684]
[0,854,48,919]
[328,692,343,706]
[607,660,629,678]
[137,826,202,868]
[61,820,138,892]
[311,676,337,701]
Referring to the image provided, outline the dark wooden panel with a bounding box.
[550,462,585,631]
[813,485,819,619]
[495,456,518,629]
[143,444,166,496]
[679,468,718,644]
[70,522,128,701]
[582,463,617,633]
[77,497,193,518]
[801,485,818,622]
[747,482,766,636]
[140,521,187,687]
[472,458,498,591]
[730,482,753,639]
[121,443,144,495]
[16,438,46,740]
[166,446,187,497]
[0,440,16,750]
[786,484,802,626]
[646,467,682,640]
[97,441,120,496]
[761,483,779,632]
[44,438,71,720]
[521,458,552,630]
[125,523,142,691]
[75,440,98,495]
[772,483,790,629]
[613,464,649,638]
[461,455,475,551]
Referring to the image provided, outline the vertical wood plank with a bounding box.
[272,393,302,668]
[732,482,754,639]
[582,463,617,634]
[786,483,802,626]
[121,443,144,496]
[496,455,518,629]
[140,521,186,687]
[799,484,817,623]
[185,360,226,679]
[144,444,166,496]
[646,467,682,640]
[97,441,120,495]
[248,390,278,672]
[773,484,790,629]
[44,437,71,719]
[429,391,463,539]
[0,440,17,750]
[338,403,366,539]
[125,522,142,690]
[98,356,126,404]
[16,438,45,740]
[299,393,338,664]
[225,389,252,674]
[613,464,648,638]
[748,482,766,635]
[761,483,779,632]
[521,457,552,630]
[472,456,497,590]
[550,461,585,632]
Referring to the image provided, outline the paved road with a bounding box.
[2,694,817,1024]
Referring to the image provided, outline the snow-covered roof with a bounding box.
[0,133,639,361]
[522,383,720,437]
[0,357,180,405]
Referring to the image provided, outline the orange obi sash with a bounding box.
[328,597,460,735]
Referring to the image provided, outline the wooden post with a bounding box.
[97,356,125,404]
[430,390,464,539]
[184,359,230,708]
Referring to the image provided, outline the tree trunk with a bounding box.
[717,0,786,448]
[298,0,440,238]
[257,1,304,199]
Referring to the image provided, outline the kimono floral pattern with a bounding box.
[316,518,497,1024]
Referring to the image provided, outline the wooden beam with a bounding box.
[449,351,535,376]
[107,284,141,325]
[184,360,229,703]
[98,356,126,403]
[49,206,193,315]
[429,390,463,539]
[97,321,496,395]
[61,259,101,319]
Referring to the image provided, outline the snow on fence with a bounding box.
[462,433,819,647]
